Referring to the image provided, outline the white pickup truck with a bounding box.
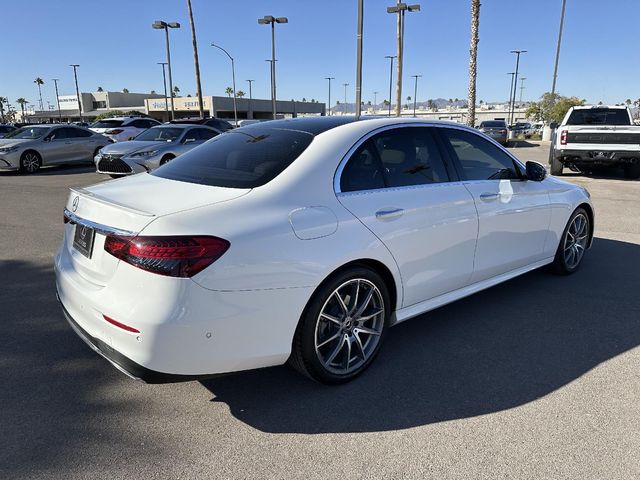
[549,105,640,179]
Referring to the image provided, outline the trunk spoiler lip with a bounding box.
[69,187,157,218]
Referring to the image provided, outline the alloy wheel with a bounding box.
[314,278,385,375]
[22,152,40,173]
[563,213,588,269]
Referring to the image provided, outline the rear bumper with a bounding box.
[57,293,212,383]
[557,148,640,166]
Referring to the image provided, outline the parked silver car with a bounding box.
[0,124,111,174]
[478,120,509,146]
[94,124,220,177]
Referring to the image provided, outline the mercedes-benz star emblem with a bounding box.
[80,226,87,240]
[72,196,79,212]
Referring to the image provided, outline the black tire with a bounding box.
[549,148,563,176]
[289,266,391,384]
[160,155,175,166]
[624,164,640,180]
[551,207,590,275]
[19,150,42,174]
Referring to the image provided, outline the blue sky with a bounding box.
[1,0,638,110]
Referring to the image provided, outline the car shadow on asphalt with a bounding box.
[0,163,95,177]
[201,237,640,433]
[507,140,539,148]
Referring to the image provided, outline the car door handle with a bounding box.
[479,192,500,201]
[375,208,404,220]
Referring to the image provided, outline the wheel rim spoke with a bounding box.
[317,331,342,349]
[320,312,341,326]
[333,291,349,315]
[352,288,374,320]
[563,213,588,269]
[325,334,347,365]
[355,326,381,337]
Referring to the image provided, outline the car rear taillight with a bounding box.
[560,129,568,145]
[104,235,230,278]
[105,129,124,135]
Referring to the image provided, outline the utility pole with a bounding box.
[343,83,349,115]
[258,16,288,120]
[158,63,169,120]
[519,77,527,104]
[509,50,527,124]
[325,77,335,116]
[186,0,205,119]
[246,79,254,119]
[69,65,82,123]
[551,0,567,99]
[385,55,396,116]
[373,91,378,113]
[507,72,515,120]
[152,21,181,120]
[411,75,421,117]
[355,0,364,119]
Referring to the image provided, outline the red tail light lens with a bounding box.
[104,235,230,277]
[105,128,124,135]
[560,129,568,145]
[103,314,140,333]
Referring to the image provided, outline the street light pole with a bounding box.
[373,91,378,113]
[519,77,527,104]
[69,64,82,123]
[551,0,567,99]
[509,50,527,124]
[153,20,181,120]
[325,77,335,116]
[158,62,169,120]
[211,43,238,125]
[258,15,288,120]
[387,2,421,117]
[246,79,254,119]
[385,55,396,117]
[343,83,349,115]
[52,78,62,122]
[507,72,515,120]
[411,74,421,117]
[355,0,364,119]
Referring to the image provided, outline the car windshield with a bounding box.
[4,126,50,139]
[134,127,183,142]
[566,108,631,126]
[480,121,505,128]
[152,127,314,188]
[91,120,124,128]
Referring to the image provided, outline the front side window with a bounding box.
[193,128,219,141]
[440,128,520,181]
[153,127,314,188]
[66,127,92,138]
[340,127,450,192]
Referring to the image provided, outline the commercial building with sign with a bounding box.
[145,95,326,122]
[30,91,164,123]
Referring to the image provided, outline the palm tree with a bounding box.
[186,0,204,119]
[236,90,245,98]
[16,98,28,120]
[225,87,233,97]
[467,0,480,127]
[151,90,157,94]
[0,96,7,122]
[173,86,180,97]
[34,77,44,111]
[97,86,104,92]
[122,88,129,93]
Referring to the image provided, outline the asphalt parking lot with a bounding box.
[1,142,639,479]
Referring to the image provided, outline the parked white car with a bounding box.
[90,117,161,143]
[56,117,594,384]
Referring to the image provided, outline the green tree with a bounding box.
[150,90,157,94]
[34,77,44,111]
[406,96,411,102]
[122,88,129,93]
[236,90,245,98]
[526,92,584,124]
[173,86,180,97]
[97,86,104,92]
[0,96,7,122]
[225,87,233,97]
[16,97,28,120]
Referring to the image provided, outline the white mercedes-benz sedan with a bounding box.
[55,117,594,384]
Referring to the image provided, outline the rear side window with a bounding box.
[153,128,313,188]
[566,108,631,126]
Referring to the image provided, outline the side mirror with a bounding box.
[549,122,558,129]
[526,161,547,181]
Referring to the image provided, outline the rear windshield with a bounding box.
[480,121,506,128]
[91,120,124,128]
[566,109,631,126]
[152,128,314,188]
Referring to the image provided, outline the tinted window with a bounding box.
[374,128,449,187]
[193,128,218,141]
[92,120,124,128]
[205,119,233,131]
[67,127,93,138]
[130,119,151,129]
[340,142,385,192]
[5,126,49,139]
[50,128,71,140]
[135,127,182,142]
[566,108,631,126]
[153,128,313,188]
[480,121,506,128]
[441,128,520,180]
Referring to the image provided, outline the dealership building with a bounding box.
[28,91,165,123]
[145,95,326,122]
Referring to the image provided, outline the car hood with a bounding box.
[100,140,169,156]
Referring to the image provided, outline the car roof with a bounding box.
[572,105,626,110]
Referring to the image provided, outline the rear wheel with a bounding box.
[550,148,563,176]
[20,151,42,174]
[624,164,640,180]
[552,208,590,275]
[289,267,390,384]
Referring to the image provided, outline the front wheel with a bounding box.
[552,208,590,275]
[20,151,42,174]
[289,267,390,384]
